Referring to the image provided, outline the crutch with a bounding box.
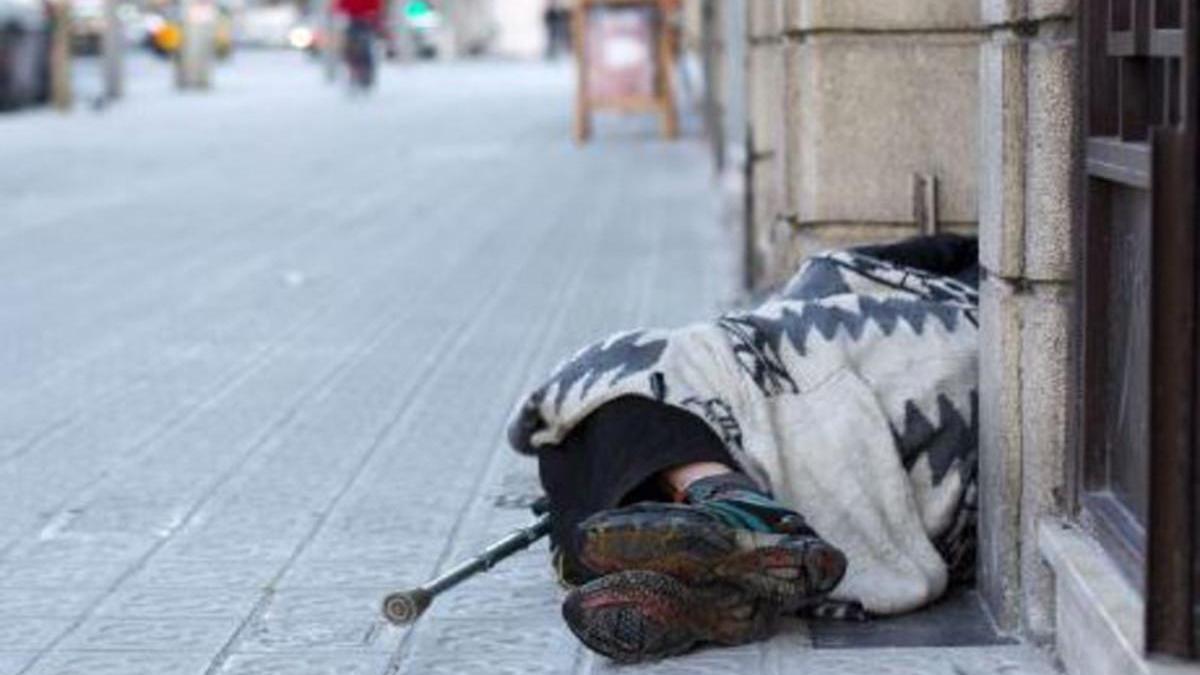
[380,499,552,625]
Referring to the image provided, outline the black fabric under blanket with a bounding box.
[537,396,732,580]
[852,234,980,288]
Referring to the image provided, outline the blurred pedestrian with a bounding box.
[334,0,391,89]
[543,0,569,60]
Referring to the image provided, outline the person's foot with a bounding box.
[577,474,847,608]
[561,570,778,664]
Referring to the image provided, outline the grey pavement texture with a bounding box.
[0,54,1058,674]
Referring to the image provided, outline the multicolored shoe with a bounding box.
[562,570,778,664]
[576,474,847,608]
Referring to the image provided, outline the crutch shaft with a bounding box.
[382,513,552,625]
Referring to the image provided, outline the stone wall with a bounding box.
[744,1,789,286]
[976,0,1077,639]
[744,0,982,289]
[740,0,1083,647]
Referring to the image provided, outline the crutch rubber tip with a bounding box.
[382,588,432,625]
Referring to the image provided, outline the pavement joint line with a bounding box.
[9,150,548,675]
[0,172,504,559]
[384,152,632,674]
[198,150,586,675]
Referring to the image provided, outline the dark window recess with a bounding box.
[1075,0,1198,660]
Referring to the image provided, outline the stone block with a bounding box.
[96,588,260,619]
[756,216,808,289]
[0,589,103,618]
[1041,521,1148,675]
[1029,0,1077,20]
[978,37,1026,279]
[0,653,35,675]
[233,614,402,653]
[26,650,214,675]
[785,0,981,31]
[0,618,73,651]
[399,620,579,675]
[1018,281,1072,639]
[127,559,279,589]
[1024,40,1077,281]
[748,0,784,39]
[776,646,1059,673]
[751,156,784,229]
[978,274,1023,629]
[982,0,1076,24]
[782,35,981,225]
[749,156,786,288]
[780,39,805,221]
[748,42,785,156]
[219,653,391,675]
[59,617,240,652]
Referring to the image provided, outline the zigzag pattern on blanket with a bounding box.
[783,252,978,308]
[718,296,968,398]
[542,330,668,412]
[892,391,979,484]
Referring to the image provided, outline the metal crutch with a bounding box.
[381,499,552,625]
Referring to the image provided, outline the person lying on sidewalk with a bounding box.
[506,234,980,663]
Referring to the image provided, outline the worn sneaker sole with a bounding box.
[562,570,777,663]
[578,503,846,607]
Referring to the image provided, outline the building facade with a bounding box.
[727,1,1198,672]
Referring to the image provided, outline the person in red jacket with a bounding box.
[334,0,390,88]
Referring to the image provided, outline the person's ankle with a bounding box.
[682,472,765,503]
[659,461,734,502]
[684,474,815,536]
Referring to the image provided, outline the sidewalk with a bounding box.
[0,54,1057,674]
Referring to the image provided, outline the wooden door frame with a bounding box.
[1072,0,1198,659]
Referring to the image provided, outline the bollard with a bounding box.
[176,0,215,90]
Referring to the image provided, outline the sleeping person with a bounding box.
[507,235,980,663]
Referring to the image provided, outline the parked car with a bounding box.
[0,0,48,110]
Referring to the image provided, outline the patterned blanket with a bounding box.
[508,249,979,615]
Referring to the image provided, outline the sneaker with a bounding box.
[577,474,847,608]
[561,569,778,664]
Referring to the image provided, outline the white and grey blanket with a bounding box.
[508,250,979,615]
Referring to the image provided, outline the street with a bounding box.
[0,54,1054,674]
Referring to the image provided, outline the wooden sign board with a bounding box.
[573,0,678,142]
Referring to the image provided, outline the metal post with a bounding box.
[176,0,215,90]
[101,0,123,100]
[322,0,337,82]
[48,0,72,110]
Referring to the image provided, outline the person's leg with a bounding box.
[562,468,847,663]
[538,396,736,584]
[538,398,846,662]
[574,470,844,603]
[658,461,731,500]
